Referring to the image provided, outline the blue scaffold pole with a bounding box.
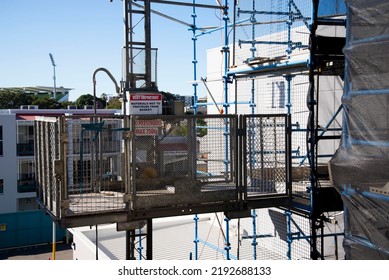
[224,215,231,260]
[251,209,258,260]
[285,210,292,260]
[194,214,199,260]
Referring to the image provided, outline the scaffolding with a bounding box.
[189,0,345,260]
[34,0,349,260]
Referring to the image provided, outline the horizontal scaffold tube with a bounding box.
[227,59,308,77]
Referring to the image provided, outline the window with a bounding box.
[0,126,3,156]
[271,81,285,109]
[18,160,35,180]
[17,124,34,156]
[18,197,38,211]
[18,160,36,193]
[0,179,3,194]
[17,124,34,143]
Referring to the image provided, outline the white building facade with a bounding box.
[0,108,120,249]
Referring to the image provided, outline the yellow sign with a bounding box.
[0,224,6,231]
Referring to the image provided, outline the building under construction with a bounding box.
[34,0,389,260]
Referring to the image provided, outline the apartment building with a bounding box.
[0,108,120,249]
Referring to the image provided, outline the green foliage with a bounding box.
[75,93,107,109]
[170,118,207,137]
[100,93,108,102]
[0,89,81,109]
[106,97,122,109]
[60,101,76,109]
[32,96,60,109]
[171,123,189,136]
[75,94,94,108]
[196,118,207,137]
[0,89,36,109]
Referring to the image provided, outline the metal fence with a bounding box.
[35,114,291,227]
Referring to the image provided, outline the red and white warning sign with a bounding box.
[128,93,162,115]
[134,119,162,136]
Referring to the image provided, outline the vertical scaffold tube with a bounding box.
[224,216,231,260]
[285,75,292,115]
[250,0,256,116]
[222,0,230,115]
[138,227,143,260]
[191,3,199,261]
[194,214,199,260]
[287,0,293,58]
[249,0,256,181]
[192,0,198,115]
[222,0,230,180]
[286,210,292,260]
[251,209,258,260]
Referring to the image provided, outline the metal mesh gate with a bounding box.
[64,116,127,214]
[131,115,239,211]
[243,114,291,199]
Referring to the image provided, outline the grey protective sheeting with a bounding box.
[329,0,389,259]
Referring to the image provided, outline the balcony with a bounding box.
[17,179,36,193]
[17,143,34,156]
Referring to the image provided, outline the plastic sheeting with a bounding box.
[329,0,389,259]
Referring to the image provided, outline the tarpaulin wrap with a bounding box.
[329,0,389,259]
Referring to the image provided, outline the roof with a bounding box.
[1,108,121,118]
[16,115,36,121]
[2,86,73,94]
[68,213,286,260]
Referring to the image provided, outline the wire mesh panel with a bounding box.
[131,115,239,211]
[243,114,291,198]
[35,116,128,226]
[63,116,127,215]
[35,117,61,218]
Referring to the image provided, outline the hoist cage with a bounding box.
[35,114,291,228]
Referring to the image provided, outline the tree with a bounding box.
[100,93,108,108]
[170,118,207,137]
[196,118,207,137]
[75,94,94,108]
[32,96,60,109]
[106,97,122,109]
[0,89,36,109]
[75,94,105,109]
[60,100,76,109]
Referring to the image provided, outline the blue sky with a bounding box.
[1,1,345,102]
[0,0,227,101]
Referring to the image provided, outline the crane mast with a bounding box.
[123,0,157,93]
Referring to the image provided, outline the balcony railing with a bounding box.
[17,179,36,193]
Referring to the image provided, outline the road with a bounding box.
[0,242,73,260]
